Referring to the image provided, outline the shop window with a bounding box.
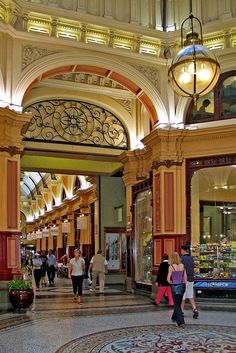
[200,203,236,245]
[220,76,236,118]
[134,189,152,284]
[191,166,236,280]
[188,92,214,124]
[105,228,126,271]
[186,71,236,125]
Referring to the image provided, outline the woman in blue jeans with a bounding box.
[167,252,187,327]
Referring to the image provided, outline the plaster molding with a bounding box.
[22,45,58,70]
[14,51,168,124]
[152,159,183,170]
[130,64,159,90]
[116,99,132,114]
[0,146,22,156]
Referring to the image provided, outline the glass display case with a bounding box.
[134,189,153,284]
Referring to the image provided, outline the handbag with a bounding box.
[171,283,186,295]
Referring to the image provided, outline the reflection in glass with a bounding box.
[189,92,214,123]
[105,231,127,271]
[106,233,120,270]
[121,233,127,270]
[220,76,236,117]
[134,189,152,284]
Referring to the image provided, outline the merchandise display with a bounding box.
[192,242,236,279]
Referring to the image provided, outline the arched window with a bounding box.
[62,188,67,201]
[74,177,81,192]
[186,71,236,125]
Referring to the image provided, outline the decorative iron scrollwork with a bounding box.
[23,100,128,149]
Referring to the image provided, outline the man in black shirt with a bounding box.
[181,245,199,319]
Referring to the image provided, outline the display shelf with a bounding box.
[192,243,236,279]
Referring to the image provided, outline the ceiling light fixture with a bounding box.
[168,14,220,102]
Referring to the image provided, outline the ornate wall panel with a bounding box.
[23,100,128,149]
[153,173,161,233]
[164,172,174,232]
[153,238,162,266]
[7,160,18,229]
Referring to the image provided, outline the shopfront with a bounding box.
[132,178,153,291]
[121,103,236,296]
[187,156,236,296]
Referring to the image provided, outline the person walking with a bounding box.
[40,250,48,287]
[153,253,174,307]
[68,249,85,304]
[167,252,187,327]
[32,253,42,288]
[82,253,91,289]
[89,249,108,294]
[181,245,199,319]
[47,249,57,286]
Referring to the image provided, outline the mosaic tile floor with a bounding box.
[56,325,236,353]
[1,279,236,353]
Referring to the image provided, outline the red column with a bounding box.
[0,108,31,281]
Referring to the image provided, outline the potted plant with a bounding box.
[8,279,34,310]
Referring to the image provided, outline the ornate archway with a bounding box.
[13,51,168,126]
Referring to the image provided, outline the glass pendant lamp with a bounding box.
[168,14,220,102]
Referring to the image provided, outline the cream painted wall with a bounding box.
[24,1,236,30]
[0,0,235,142]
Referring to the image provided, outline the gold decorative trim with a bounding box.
[152,160,182,170]
[0,146,22,156]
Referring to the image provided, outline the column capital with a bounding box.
[0,107,32,155]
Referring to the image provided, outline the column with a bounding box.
[56,221,63,259]
[166,0,174,30]
[131,0,140,25]
[154,0,162,30]
[77,0,87,12]
[67,213,75,259]
[220,0,232,19]
[0,108,31,280]
[104,0,113,18]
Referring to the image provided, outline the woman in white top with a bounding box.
[32,253,42,288]
[68,249,85,304]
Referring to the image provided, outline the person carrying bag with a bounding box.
[167,252,187,327]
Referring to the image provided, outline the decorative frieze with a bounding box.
[116,99,132,114]
[131,64,159,89]
[22,45,58,69]
[51,72,125,91]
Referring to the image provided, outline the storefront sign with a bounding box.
[77,216,87,229]
[62,222,70,233]
[42,229,49,237]
[51,227,58,236]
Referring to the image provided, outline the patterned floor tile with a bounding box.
[55,324,236,353]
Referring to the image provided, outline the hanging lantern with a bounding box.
[168,14,220,102]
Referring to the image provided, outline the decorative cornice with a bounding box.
[152,159,183,170]
[0,146,22,156]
